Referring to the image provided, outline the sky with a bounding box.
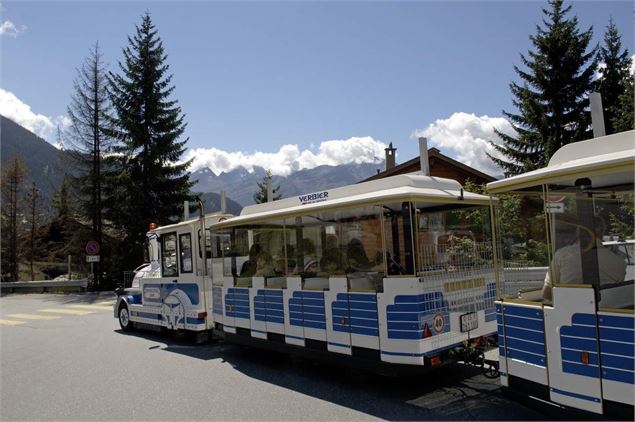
[1,0,633,177]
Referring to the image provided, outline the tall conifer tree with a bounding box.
[253,170,282,204]
[489,0,597,175]
[105,12,193,263]
[597,18,632,135]
[66,42,110,287]
[1,156,27,281]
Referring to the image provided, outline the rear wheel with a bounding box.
[118,303,133,331]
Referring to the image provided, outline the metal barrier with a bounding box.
[0,279,88,294]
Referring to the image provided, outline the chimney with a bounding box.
[220,191,227,214]
[590,92,606,138]
[385,142,396,171]
[266,177,273,202]
[418,137,430,176]
[183,200,189,220]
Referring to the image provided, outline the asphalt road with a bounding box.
[0,293,552,421]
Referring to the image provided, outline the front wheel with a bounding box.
[118,304,133,332]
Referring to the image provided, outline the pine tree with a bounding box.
[66,42,111,287]
[52,176,72,221]
[26,183,40,281]
[105,12,193,263]
[489,0,597,175]
[253,170,282,204]
[1,156,27,281]
[597,18,632,135]
[611,73,634,132]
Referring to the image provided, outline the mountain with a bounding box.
[195,191,243,216]
[191,161,385,206]
[0,115,68,204]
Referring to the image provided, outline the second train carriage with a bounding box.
[488,130,634,416]
[116,173,501,369]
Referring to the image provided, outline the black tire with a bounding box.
[118,303,133,332]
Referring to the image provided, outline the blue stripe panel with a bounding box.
[506,348,546,366]
[505,326,545,343]
[563,361,599,378]
[600,340,634,357]
[599,327,635,343]
[386,292,449,340]
[601,354,634,371]
[602,368,635,384]
[561,349,599,366]
[212,287,223,315]
[550,387,600,403]
[127,294,142,305]
[598,314,634,329]
[186,317,205,324]
[502,305,543,320]
[499,346,506,357]
[561,324,598,339]
[571,313,597,326]
[226,288,251,319]
[134,311,161,320]
[253,289,284,324]
[506,337,546,356]
[331,293,378,337]
[561,336,597,352]
[503,315,545,332]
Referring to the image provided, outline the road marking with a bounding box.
[0,319,26,326]
[8,313,61,320]
[39,308,94,316]
[95,300,115,306]
[67,304,112,311]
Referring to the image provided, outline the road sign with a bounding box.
[86,255,100,263]
[85,240,100,255]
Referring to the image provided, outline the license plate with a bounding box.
[460,312,478,332]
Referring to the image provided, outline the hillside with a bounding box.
[0,115,68,204]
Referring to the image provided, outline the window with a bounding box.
[179,233,193,273]
[161,232,178,277]
[383,202,415,276]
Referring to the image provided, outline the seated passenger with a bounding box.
[240,244,262,277]
[542,216,627,301]
[346,238,373,273]
[254,251,277,278]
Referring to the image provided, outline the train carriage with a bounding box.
[116,171,501,370]
[488,130,634,417]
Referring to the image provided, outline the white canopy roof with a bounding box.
[487,130,635,193]
[213,174,491,228]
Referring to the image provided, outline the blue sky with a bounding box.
[1,0,633,176]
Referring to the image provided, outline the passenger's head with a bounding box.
[256,251,272,269]
[249,244,262,259]
[302,238,316,255]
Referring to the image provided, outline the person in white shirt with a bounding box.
[542,216,627,301]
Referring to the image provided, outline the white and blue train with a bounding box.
[115,171,500,371]
[488,130,634,417]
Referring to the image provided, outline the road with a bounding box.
[1,293,551,421]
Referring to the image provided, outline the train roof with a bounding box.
[212,173,491,228]
[487,130,635,193]
[150,212,233,234]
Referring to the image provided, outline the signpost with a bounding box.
[85,242,101,281]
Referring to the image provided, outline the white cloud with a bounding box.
[413,112,516,177]
[184,136,386,176]
[0,88,69,146]
[0,20,26,37]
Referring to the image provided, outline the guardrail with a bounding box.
[0,279,88,294]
